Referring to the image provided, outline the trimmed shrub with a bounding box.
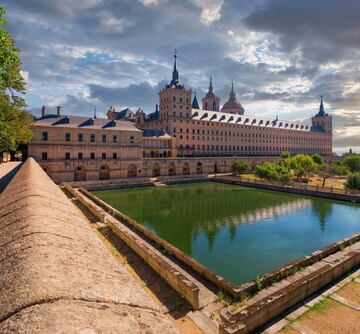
[345,173,360,190]
[231,160,249,174]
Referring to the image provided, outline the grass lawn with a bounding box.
[238,173,346,190]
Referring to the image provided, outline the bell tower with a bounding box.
[202,76,220,111]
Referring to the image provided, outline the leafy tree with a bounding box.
[0,5,32,159]
[311,153,324,165]
[291,154,315,181]
[331,160,349,176]
[281,151,290,159]
[255,162,291,183]
[343,154,360,173]
[345,173,360,190]
[316,163,334,187]
[231,160,249,174]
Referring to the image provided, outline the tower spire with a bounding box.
[229,81,235,100]
[171,48,179,84]
[209,75,213,93]
[319,95,325,116]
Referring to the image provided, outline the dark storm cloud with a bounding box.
[244,0,360,63]
[88,81,167,111]
[2,0,360,151]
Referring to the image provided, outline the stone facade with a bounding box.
[136,54,332,157]
[28,53,333,183]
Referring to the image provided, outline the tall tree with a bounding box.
[0,5,32,160]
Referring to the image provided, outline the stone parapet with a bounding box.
[0,158,178,334]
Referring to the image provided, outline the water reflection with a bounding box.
[94,183,311,252]
[311,201,333,232]
[93,183,360,284]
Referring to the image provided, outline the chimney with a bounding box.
[57,106,61,116]
[156,104,159,112]
[41,105,47,117]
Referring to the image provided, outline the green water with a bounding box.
[93,182,360,285]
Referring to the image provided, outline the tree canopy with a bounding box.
[343,153,360,173]
[0,5,32,155]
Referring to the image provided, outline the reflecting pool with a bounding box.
[93,182,360,285]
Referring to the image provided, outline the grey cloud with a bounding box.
[243,0,360,63]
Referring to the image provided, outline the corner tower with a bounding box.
[159,51,192,120]
[312,96,332,133]
[202,76,220,111]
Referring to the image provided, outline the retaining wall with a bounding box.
[215,176,360,203]
[220,241,360,333]
[0,158,178,334]
[64,184,202,309]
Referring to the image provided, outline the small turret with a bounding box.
[192,92,200,109]
[41,105,47,117]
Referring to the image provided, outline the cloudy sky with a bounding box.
[3,0,360,153]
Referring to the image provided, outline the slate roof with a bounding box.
[34,114,142,132]
[190,109,311,131]
[115,108,135,120]
[141,129,172,138]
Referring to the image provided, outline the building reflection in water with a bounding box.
[94,183,322,253]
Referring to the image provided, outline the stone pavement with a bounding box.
[0,158,179,333]
[0,161,21,192]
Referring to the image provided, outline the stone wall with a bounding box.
[38,156,280,183]
[0,158,178,334]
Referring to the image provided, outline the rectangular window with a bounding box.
[113,152,117,159]
[78,152,83,160]
[90,152,95,160]
[90,134,96,142]
[78,133,83,142]
[130,136,135,144]
[102,153,106,159]
[65,132,71,141]
[42,132,48,141]
[65,152,70,160]
[41,152,47,160]
[102,134,107,143]
[113,135,117,143]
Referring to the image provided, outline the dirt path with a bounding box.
[277,271,360,334]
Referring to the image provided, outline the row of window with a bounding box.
[41,131,135,144]
[178,144,330,152]
[161,96,190,103]
[174,134,329,146]
[41,152,118,160]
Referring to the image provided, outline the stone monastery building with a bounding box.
[28,53,332,182]
[135,53,332,157]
